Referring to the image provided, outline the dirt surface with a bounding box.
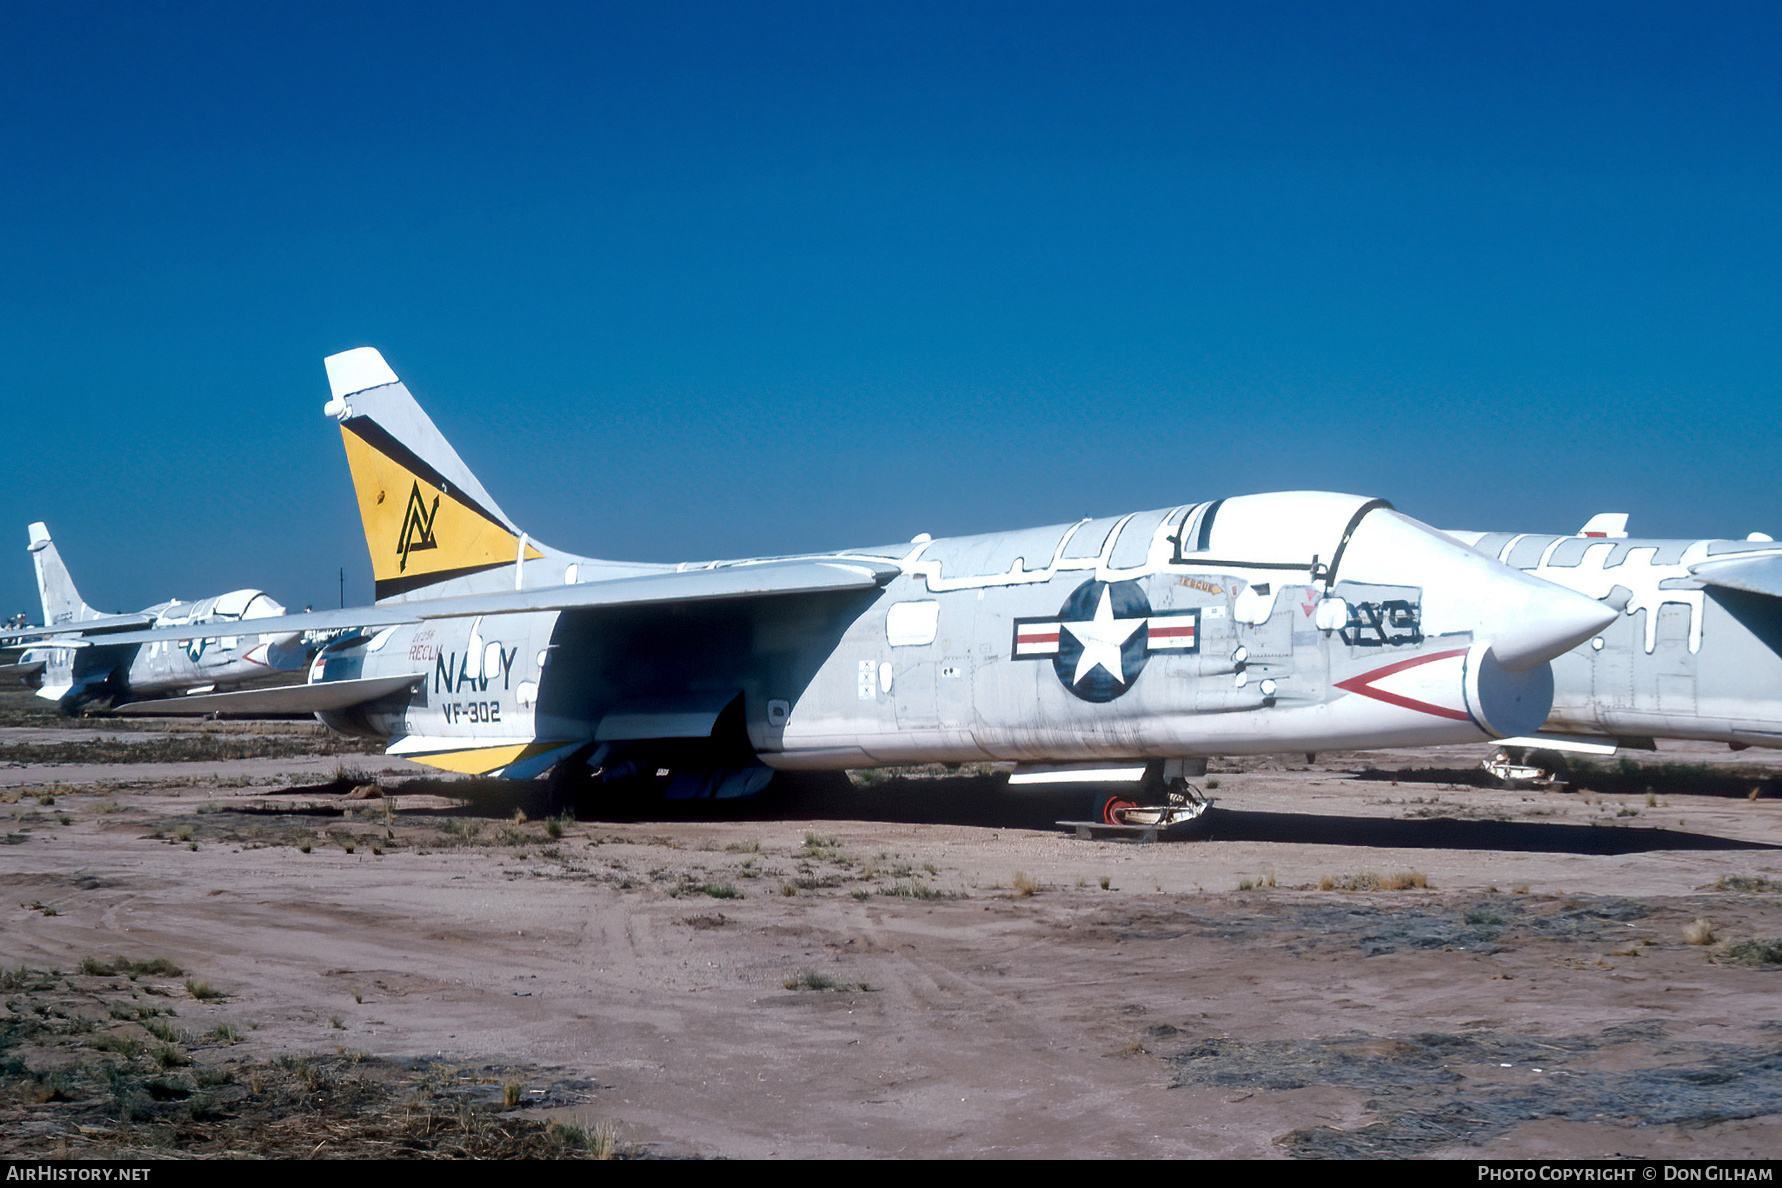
[3,709,1782,1159]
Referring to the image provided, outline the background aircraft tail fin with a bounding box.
[322,348,554,602]
[27,523,101,627]
[1577,513,1629,539]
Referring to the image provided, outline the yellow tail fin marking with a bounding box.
[341,427,542,589]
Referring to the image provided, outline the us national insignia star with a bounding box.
[1011,579,1200,702]
[1063,585,1142,687]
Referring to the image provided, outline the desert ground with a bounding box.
[3,695,1781,1159]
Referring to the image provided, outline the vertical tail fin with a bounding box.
[27,523,101,627]
[323,348,550,602]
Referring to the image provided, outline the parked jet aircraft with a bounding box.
[1446,517,1782,780]
[70,348,1618,825]
[0,628,45,686]
[0,524,314,713]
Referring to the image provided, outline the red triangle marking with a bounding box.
[1332,648,1472,722]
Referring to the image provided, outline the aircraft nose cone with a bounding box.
[1484,576,1619,673]
[1324,507,1622,673]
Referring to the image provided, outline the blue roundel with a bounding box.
[1053,579,1153,703]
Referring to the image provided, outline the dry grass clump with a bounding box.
[880,879,951,899]
[1719,938,1782,967]
[588,1119,621,1160]
[1011,870,1040,897]
[784,968,838,991]
[551,1119,622,1160]
[782,966,872,994]
[1318,871,1431,892]
[1683,918,1717,946]
[78,955,185,979]
[1712,874,1782,893]
[669,880,741,900]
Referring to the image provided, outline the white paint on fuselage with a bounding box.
[1466,534,1782,655]
[1530,538,1705,653]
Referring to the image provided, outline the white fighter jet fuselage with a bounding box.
[310,493,1612,785]
[87,349,1619,818]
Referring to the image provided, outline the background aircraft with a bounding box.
[1,523,315,714]
[1447,517,1782,781]
[85,349,1615,826]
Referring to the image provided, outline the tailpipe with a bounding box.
[1463,642,1555,738]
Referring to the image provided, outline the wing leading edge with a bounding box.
[52,557,903,651]
[1689,553,1782,601]
[1,614,156,644]
[116,674,424,717]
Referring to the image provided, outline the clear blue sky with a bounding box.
[2,2,1777,618]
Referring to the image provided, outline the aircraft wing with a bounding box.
[0,614,156,643]
[1689,553,1782,600]
[113,674,423,716]
[414,556,901,618]
[45,557,903,649]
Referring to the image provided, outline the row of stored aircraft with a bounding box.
[7,348,1779,827]
[2,524,315,709]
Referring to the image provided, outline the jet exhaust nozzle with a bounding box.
[1464,642,1556,738]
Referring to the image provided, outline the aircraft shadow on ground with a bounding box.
[1350,765,1782,801]
[1189,808,1776,854]
[282,771,1779,854]
[606,773,1779,855]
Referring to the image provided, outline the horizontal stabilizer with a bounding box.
[0,660,45,682]
[53,557,903,649]
[113,674,422,717]
[1689,553,1782,600]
